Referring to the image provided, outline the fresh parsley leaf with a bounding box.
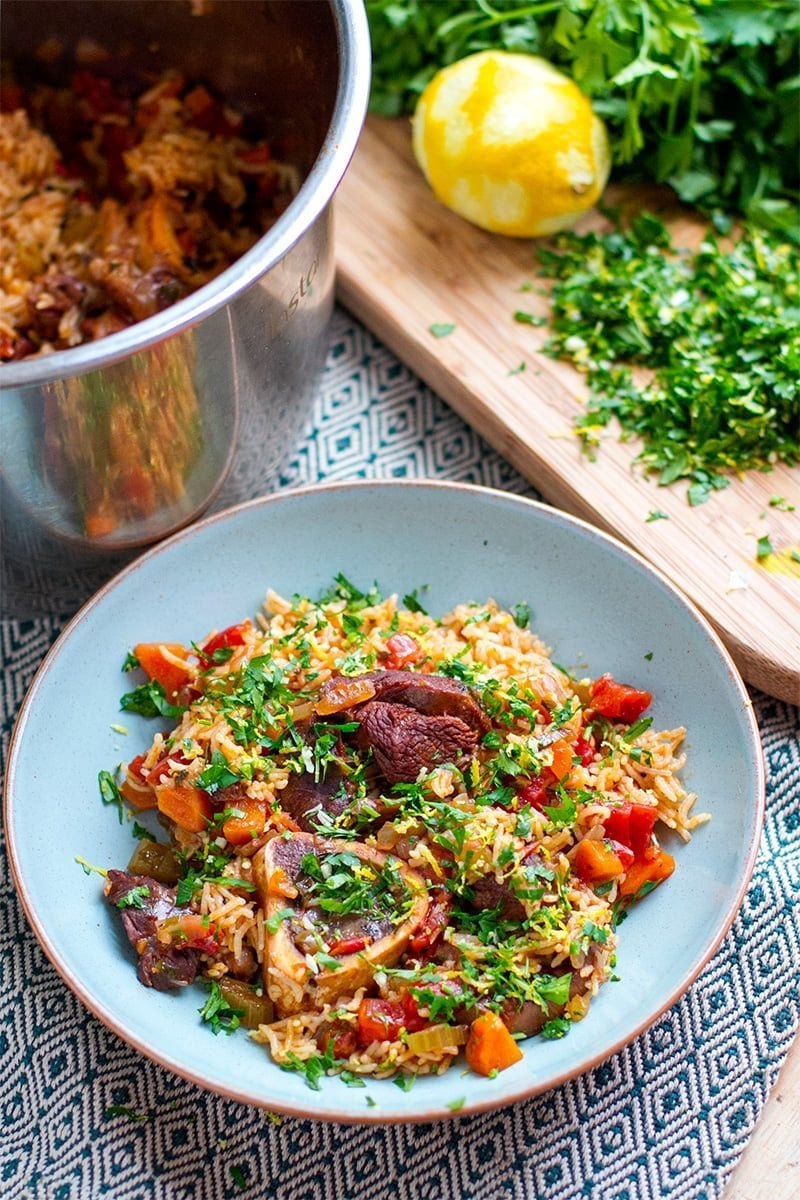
[199,982,244,1036]
[196,750,240,795]
[447,1097,466,1111]
[402,587,428,614]
[393,1073,416,1092]
[645,510,669,522]
[511,601,530,629]
[757,534,774,560]
[98,770,124,824]
[429,322,455,338]
[121,651,140,672]
[541,1017,571,1041]
[119,679,185,720]
[513,310,546,326]
[104,1105,148,1123]
[507,362,527,376]
[534,973,572,1007]
[116,885,150,910]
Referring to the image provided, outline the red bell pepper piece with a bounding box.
[516,778,549,811]
[574,737,595,766]
[604,802,658,855]
[199,622,250,667]
[408,891,451,954]
[590,674,652,723]
[327,936,369,957]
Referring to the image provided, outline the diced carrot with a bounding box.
[120,773,157,810]
[465,1011,523,1076]
[222,796,267,845]
[155,782,211,833]
[619,848,675,898]
[135,642,193,698]
[550,739,574,782]
[267,867,298,899]
[572,838,625,884]
[85,508,117,539]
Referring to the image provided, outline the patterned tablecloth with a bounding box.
[1,309,798,1200]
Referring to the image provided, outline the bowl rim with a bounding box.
[0,0,372,388]
[4,479,766,1122]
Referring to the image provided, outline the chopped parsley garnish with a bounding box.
[646,510,669,523]
[281,1041,337,1090]
[74,856,107,878]
[769,496,795,511]
[119,679,185,720]
[402,587,429,614]
[199,982,244,1036]
[299,851,411,923]
[513,310,546,327]
[196,750,241,795]
[393,1073,416,1092]
[533,973,572,1008]
[539,217,799,502]
[447,1096,466,1112]
[540,1017,571,1041]
[511,601,530,629]
[121,651,140,672]
[115,885,150,910]
[230,1165,249,1191]
[98,770,124,824]
[429,322,455,338]
[507,362,526,376]
[757,534,775,560]
[265,906,295,934]
[104,1105,148,1123]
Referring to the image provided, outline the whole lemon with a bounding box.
[411,50,610,238]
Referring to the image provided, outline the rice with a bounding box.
[0,71,298,361]
[114,581,706,1085]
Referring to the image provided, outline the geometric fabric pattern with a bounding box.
[1,307,798,1200]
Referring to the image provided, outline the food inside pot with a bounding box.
[0,69,300,361]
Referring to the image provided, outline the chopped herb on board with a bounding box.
[756,535,775,560]
[513,311,546,327]
[769,496,795,511]
[429,322,455,338]
[104,1105,148,1123]
[536,216,800,504]
[646,510,669,523]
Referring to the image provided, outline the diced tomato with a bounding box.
[609,840,635,870]
[135,642,193,699]
[149,747,192,784]
[382,633,422,670]
[327,936,369,957]
[589,674,652,724]
[572,838,626,884]
[537,704,551,724]
[574,737,595,766]
[516,778,549,811]
[332,1029,358,1058]
[238,144,272,166]
[158,912,220,955]
[409,891,451,954]
[198,622,250,667]
[357,998,406,1047]
[401,991,429,1032]
[604,802,659,856]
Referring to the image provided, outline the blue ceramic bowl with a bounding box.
[5,482,764,1121]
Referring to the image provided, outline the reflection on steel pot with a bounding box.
[0,0,370,556]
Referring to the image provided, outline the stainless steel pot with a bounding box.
[0,0,370,557]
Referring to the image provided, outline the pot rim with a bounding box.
[0,0,371,389]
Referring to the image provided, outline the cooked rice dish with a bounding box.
[0,71,299,361]
[100,578,708,1087]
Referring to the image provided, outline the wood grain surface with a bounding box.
[335,117,800,704]
[724,1035,800,1199]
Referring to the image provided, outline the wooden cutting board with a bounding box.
[335,117,800,705]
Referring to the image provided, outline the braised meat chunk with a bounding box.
[105,870,200,992]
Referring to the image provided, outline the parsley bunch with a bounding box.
[538,214,800,502]
[367,0,799,230]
